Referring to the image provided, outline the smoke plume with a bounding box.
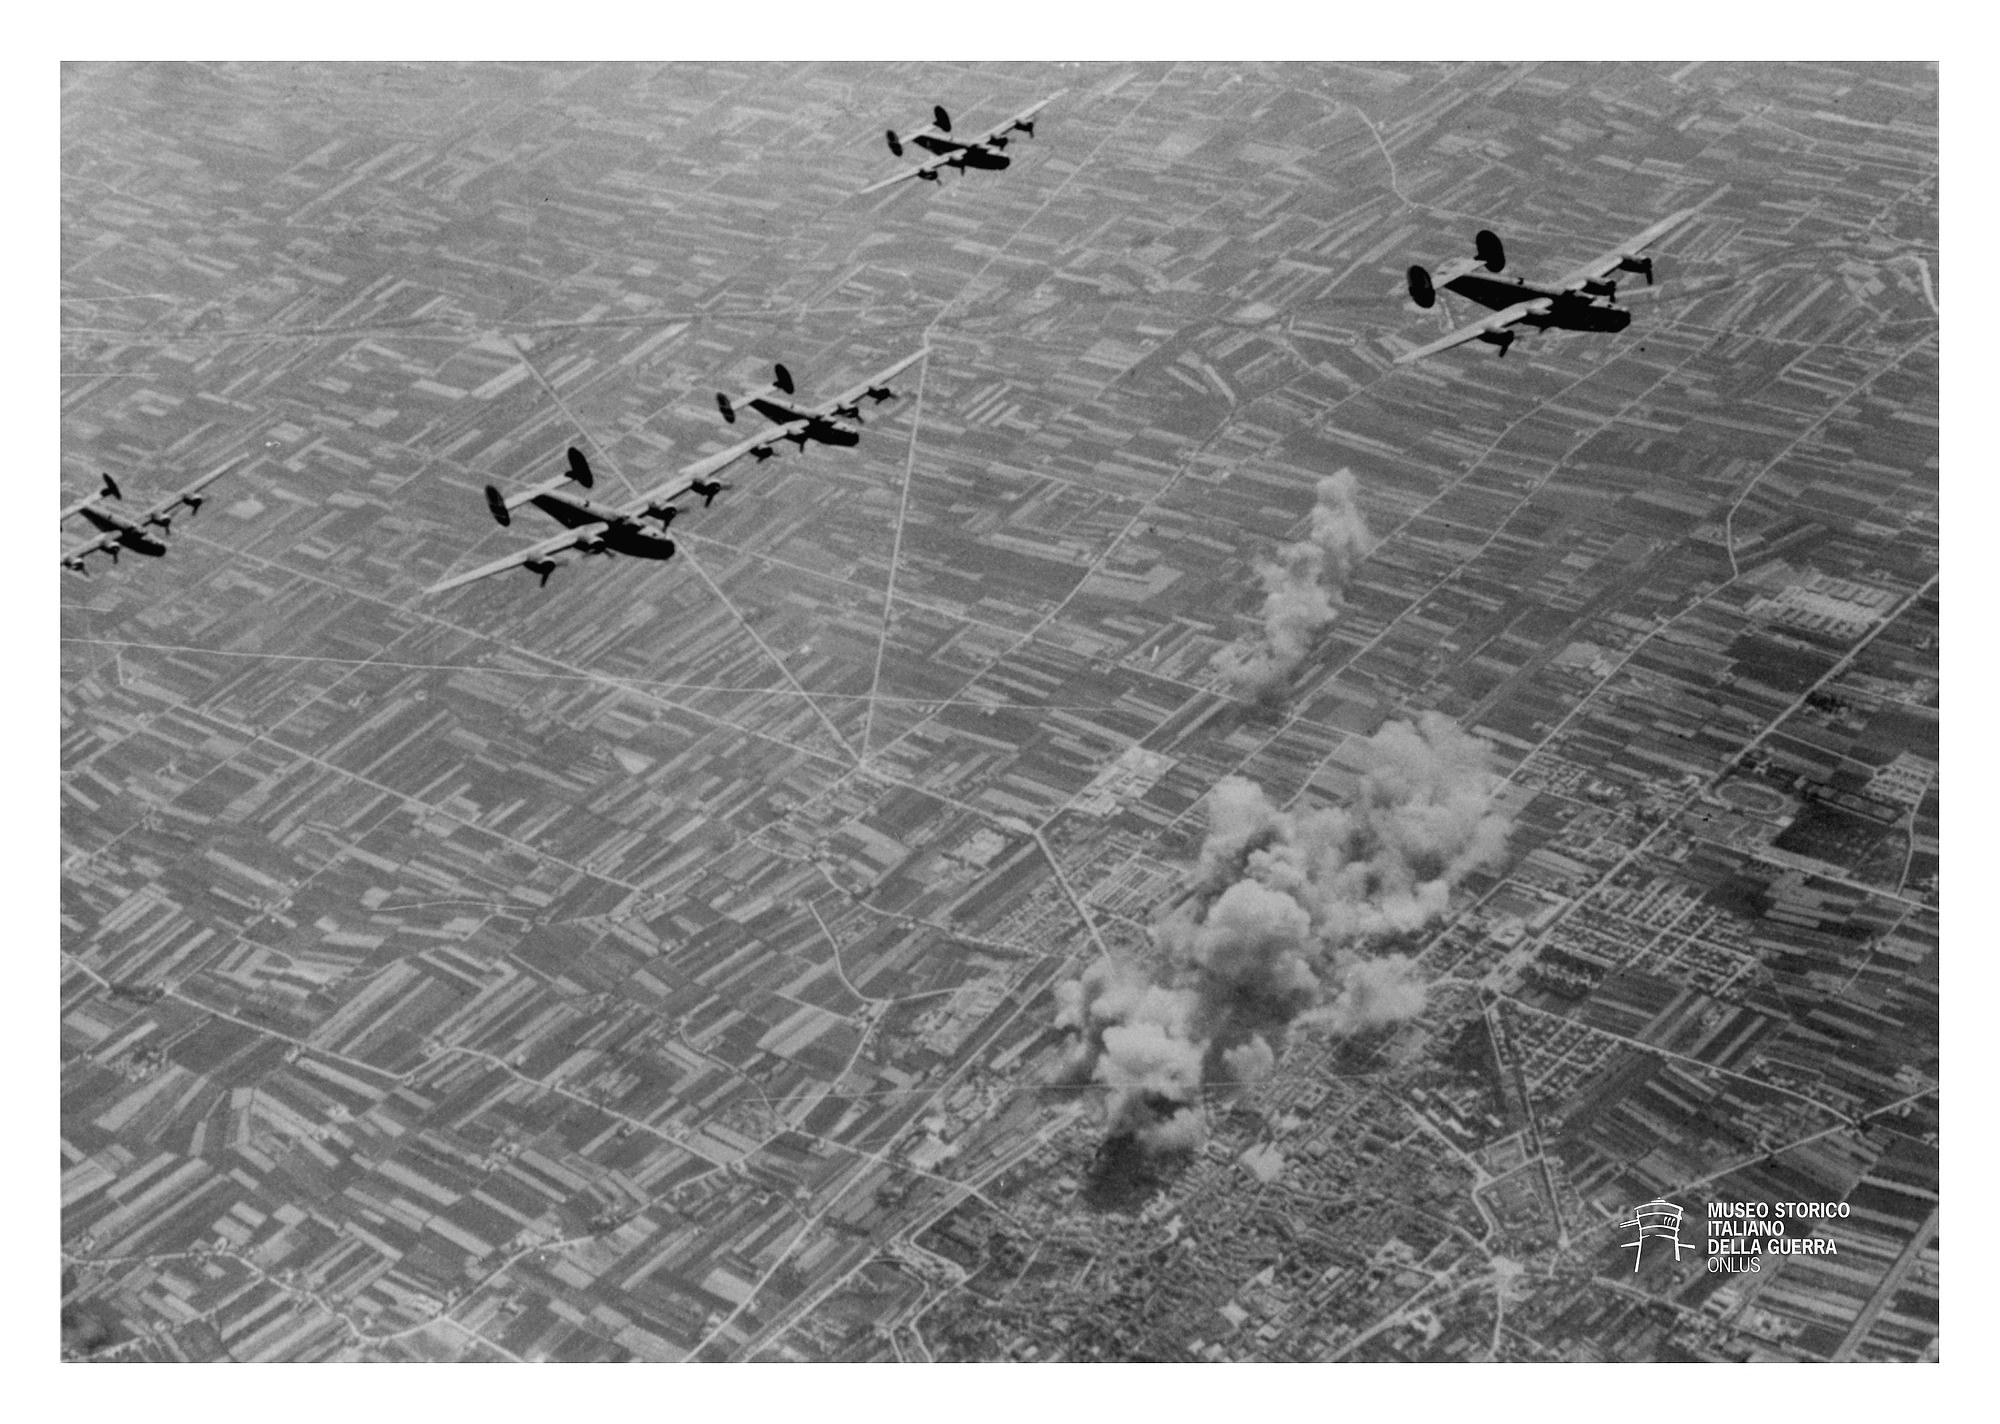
[1059,712,1510,1155]
[1210,469,1371,700]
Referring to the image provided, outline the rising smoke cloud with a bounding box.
[1210,469,1371,701]
[1058,711,1511,1155]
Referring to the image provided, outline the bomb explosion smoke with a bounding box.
[1056,712,1511,1155]
[1210,468,1371,701]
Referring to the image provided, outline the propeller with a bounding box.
[643,503,680,528]
[749,445,774,461]
[525,557,558,587]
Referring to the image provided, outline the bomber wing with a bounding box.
[425,522,612,594]
[1549,205,1706,294]
[125,455,246,528]
[819,347,929,415]
[670,423,803,485]
[859,153,956,195]
[59,529,124,573]
[965,91,1062,147]
[1393,298,1552,365]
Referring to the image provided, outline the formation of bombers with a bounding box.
[62,90,1712,590]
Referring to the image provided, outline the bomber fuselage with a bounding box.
[1443,273,1633,335]
[909,134,1010,170]
[744,398,863,446]
[79,506,166,555]
[528,493,677,559]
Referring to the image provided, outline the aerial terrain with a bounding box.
[60,60,1938,1362]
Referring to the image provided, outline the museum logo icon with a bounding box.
[1619,1198,1690,1272]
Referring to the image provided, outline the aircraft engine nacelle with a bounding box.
[750,445,774,461]
[1406,265,1436,309]
[1012,119,1035,138]
[1616,254,1655,285]
[886,129,904,158]
[717,392,737,424]
[524,553,572,587]
[1476,327,1516,357]
[644,503,679,527]
[485,485,513,527]
[1581,277,1617,300]
[1475,229,1506,273]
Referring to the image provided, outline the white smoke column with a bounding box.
[1056,713,1511,1155]
[1211,469,1372,700]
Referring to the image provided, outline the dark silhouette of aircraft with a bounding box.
[427,446,683,592]
[709,349,928,460]
[61,458,244,575]
[860,93,1062,194]
[1395,205,1710,363]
